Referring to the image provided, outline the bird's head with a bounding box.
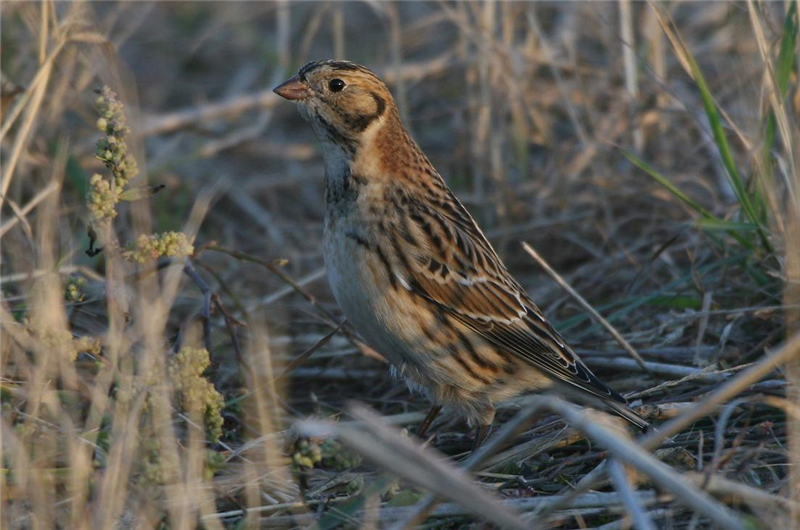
[274,60,395,154]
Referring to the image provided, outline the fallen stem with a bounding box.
[521,242,651,374]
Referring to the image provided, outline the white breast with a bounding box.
[323,205,424,370]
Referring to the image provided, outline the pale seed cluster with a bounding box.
[292,439,322,470]
[94,86,138,189]
[134,347,225,484]
[138,438,175,486]
[291,438,361,472]
[26,319,101,361]
[87,173,118,220]
[64,275,86,303]
[87,87,139,221]
[168,347,224,441]
[123,232,195,264]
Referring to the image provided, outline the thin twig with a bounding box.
[582,356,723,382]
[536,396,745,530]
[179,254,250,374]
[211,292,249,375]
[703,396,758,492]
[204,490,658,524]
[0,46,56,210]
[693,290,714,365]
[537,331,800,519]
[608,458,656,530]
[299,404,530,530]
[648,332,800,446]
[619,0,643,151]
[183,258,213,354]
[391,402,547,529]
[273,321,345,383]
[525,8,588,145]
[521,242,651,374]
[0,180,60,238]
[203,244,385,362]
[684,471,799,512]
[133,57,457,138]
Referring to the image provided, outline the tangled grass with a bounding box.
[1,1,798,528]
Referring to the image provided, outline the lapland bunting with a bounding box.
[274,60,648,444]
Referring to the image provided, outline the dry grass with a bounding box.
[1,1,799,528]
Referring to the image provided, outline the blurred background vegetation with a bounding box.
[1,1,798,528]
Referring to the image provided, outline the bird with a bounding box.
[274,60,649,447]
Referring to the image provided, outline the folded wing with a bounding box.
[395,193,631,409]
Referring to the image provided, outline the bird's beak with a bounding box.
[273,75,312,101]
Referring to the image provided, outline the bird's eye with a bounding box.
[328,78,346,92]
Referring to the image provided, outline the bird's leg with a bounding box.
[472,423,492,451]
[416,405,442,439]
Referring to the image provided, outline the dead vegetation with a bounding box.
[1,1,799,528]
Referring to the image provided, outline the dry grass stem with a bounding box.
[608,458,656,530]
[536,396,746,529]
[299,404,529,530]
[522,242,650,373]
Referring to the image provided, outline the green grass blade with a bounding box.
[623,149,753,249]
[312,475,397,530]
[693,219,758,232]
[681,36,773,253]
[560,255,741,335]
[622,150,714,218]
[686,60,751,216]
[763,3,797,159]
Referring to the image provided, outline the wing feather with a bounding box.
[397,195,628,406]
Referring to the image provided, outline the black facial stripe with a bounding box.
[325,105,360,135]
[318,92,386,136]
[340,92,388,133]
[326,168,366,206]
[316,112,344,141]
[371,92,386,119]
[316,111,357,155]
[348,114,373,133]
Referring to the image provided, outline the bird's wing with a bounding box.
[394,193,628,406]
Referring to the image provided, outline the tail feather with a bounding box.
[551,384,651,432]
[605,400,651,432]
